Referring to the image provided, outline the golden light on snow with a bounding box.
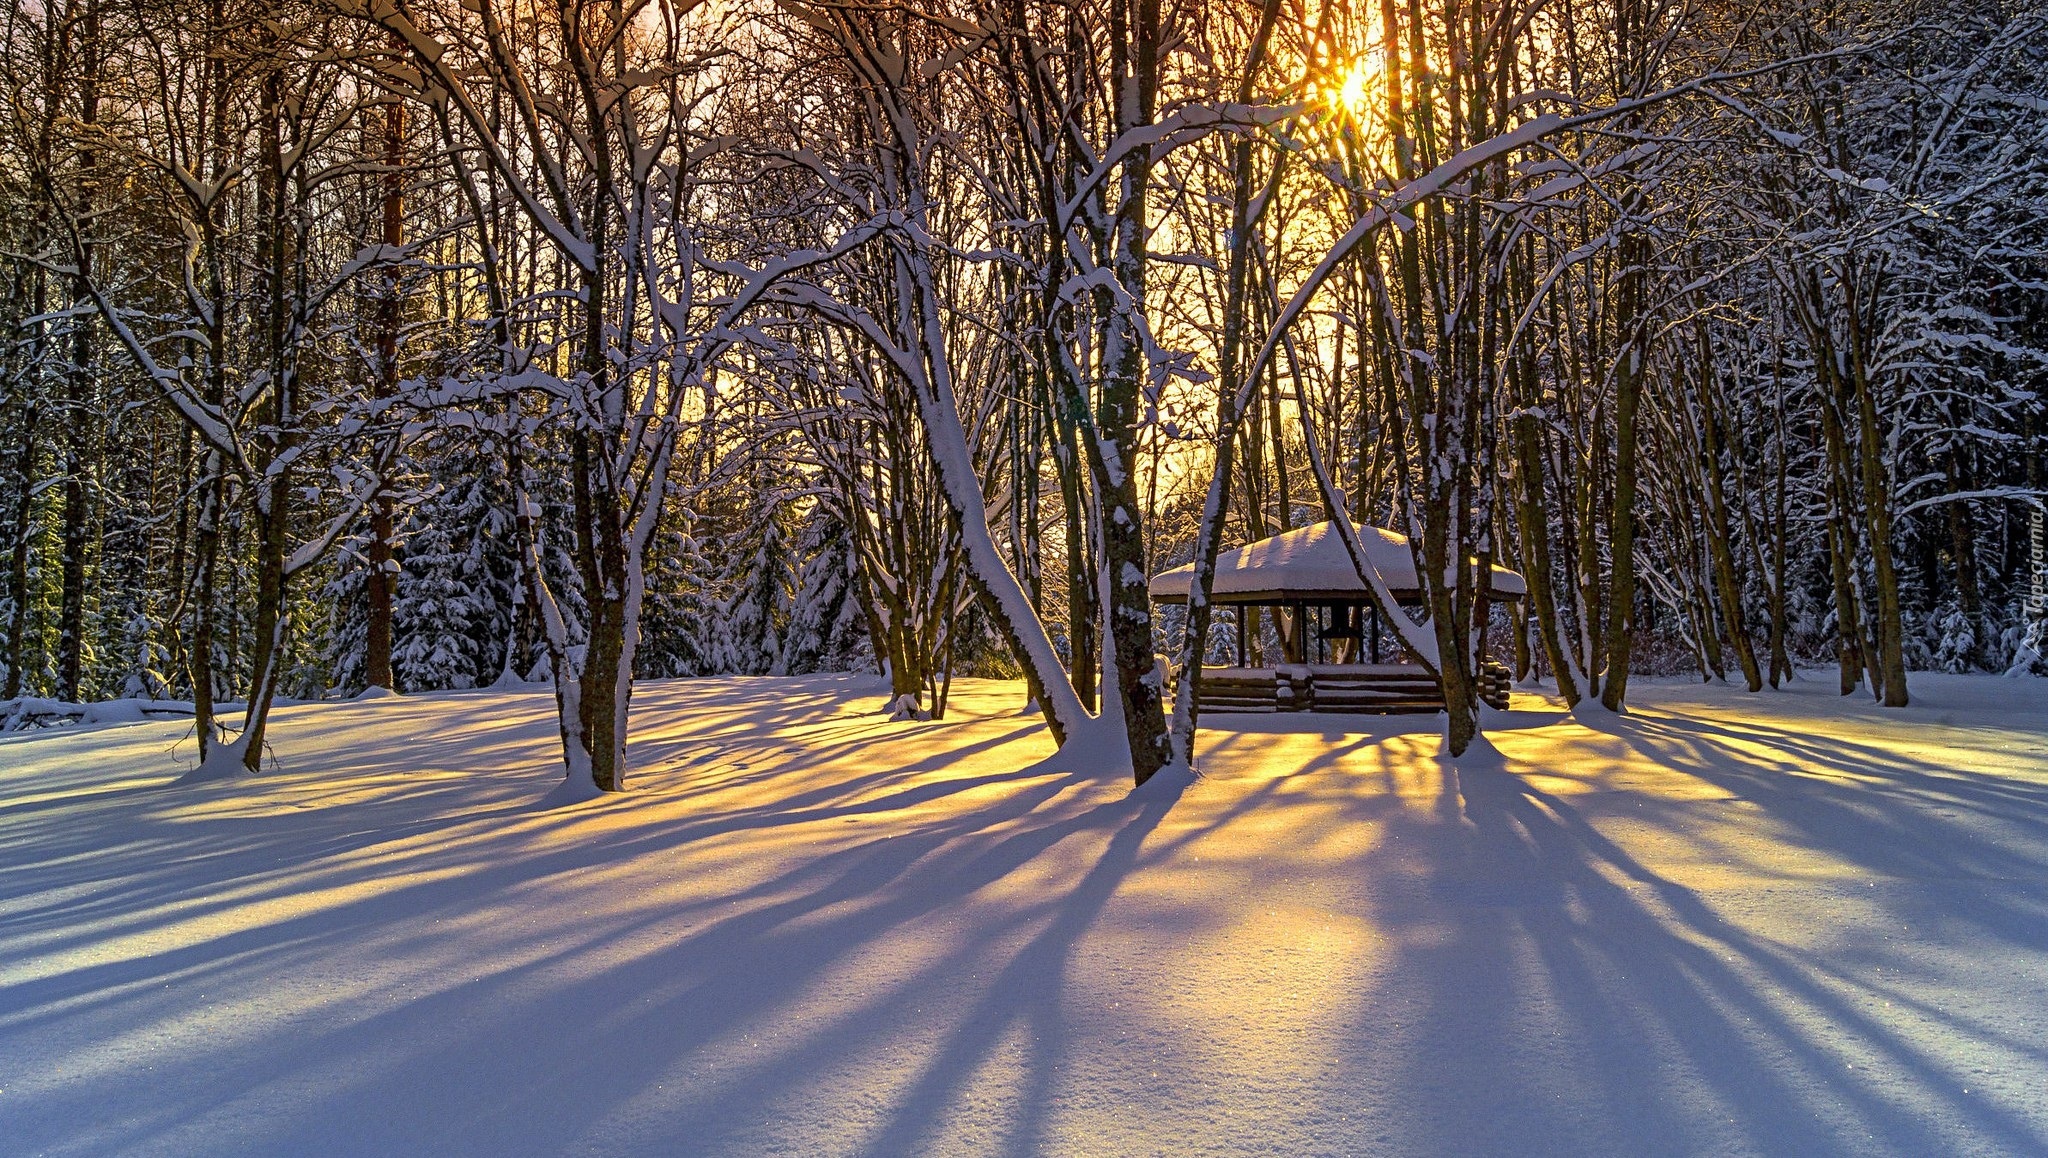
[6,675,2048,1153]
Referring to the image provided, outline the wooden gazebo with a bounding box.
[1149,521,1524,714]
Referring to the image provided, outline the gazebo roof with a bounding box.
[1148,520,1527,605]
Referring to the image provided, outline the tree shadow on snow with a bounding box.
[0,675,1199,1157]
[8,677,2048,1157]
[1344,706,2048,1158]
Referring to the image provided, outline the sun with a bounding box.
[1319,56,1383,126]
[1337,62,1373,116]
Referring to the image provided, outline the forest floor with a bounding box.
[5,671,2048,1157]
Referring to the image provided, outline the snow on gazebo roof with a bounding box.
[1148,520,1527,605]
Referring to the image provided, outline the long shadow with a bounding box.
[193,773,1166,1154]
[0,676,1217,1156]
[11,676,2048,1156]
[1344,706,2048,1157]
[0,679,1039,960]
[1582,708,2048,950]
[861,771,1190,1157]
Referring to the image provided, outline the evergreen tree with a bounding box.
[638,516,721,678]
[778,509,862,675]
[393,458,516,692]
[718,498,791,676]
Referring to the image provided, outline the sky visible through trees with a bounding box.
[1,0,2044,789]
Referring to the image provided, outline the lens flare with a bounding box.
[1338,63,1371,115]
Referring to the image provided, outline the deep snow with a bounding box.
[3,673,2047,1157]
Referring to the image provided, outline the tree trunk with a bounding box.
[1170,0,1284,760]
[568,421,629,792]
[189,458,222,759]
[1945,457,1979,619]
[57,349,90,702]
[1091,0,1170,785]
[1056,417,1096,711]
[1696,339,1762,692]
[1764,362,1795,686]
[3,331,38,701]
[234,483,291,771]
[1843,302,1906,707]
[1600,235,1648,712]
[55,0,101,703]
[363,87,405,692]
[1508,343,1581,705]
[233,53,293,775]
[1819,416,1869,696]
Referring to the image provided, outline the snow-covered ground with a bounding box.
[5,673,2047,1157]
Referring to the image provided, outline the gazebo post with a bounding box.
[1235,606,1246,668]
[1370,603,1381,664]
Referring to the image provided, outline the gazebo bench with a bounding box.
[1189,661,1509,715]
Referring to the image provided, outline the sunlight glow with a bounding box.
[1336,62,1373,117]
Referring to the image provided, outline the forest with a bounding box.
[2,0,2044,791]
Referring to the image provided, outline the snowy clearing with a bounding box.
[4,673,2048,1157]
